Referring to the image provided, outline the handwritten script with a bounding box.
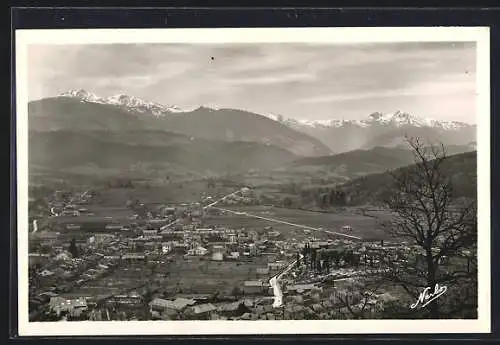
[410,284,447,309]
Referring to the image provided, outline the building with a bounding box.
[88,233,115,246]
[192,303,217,319]
[243,280,268,295]
[212,252,224,261]
[228,233,237,243]
[268,262,286,271]
[105,224,123,231]
[49,296,88,317]
[227,251,240,260]
[187,246,208,256]
[149,297,195,317]
[65,224,81,231]
[256,267,270,275]
[28,253,50,266]
[61,209,80,217]
[248,230,259,241]
[341,225,353,232]
[143,229,158,239]
[286,283,318,294]
[248,244,258,256]
[121,254,146,262]
[108,294,142,306]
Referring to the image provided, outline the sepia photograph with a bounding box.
[15,27,490,335]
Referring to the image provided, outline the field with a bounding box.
[65,256,273,300]
[154,256,272,296]
[206,205,390,241]
[89,181,240,206]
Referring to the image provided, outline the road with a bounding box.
[211,207,362,240]
[157,187,363,308]
[159,188,245,231]
[269,254,304,308]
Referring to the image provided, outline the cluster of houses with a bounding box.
[29,189,423,322]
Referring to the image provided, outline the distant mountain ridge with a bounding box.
[39,89,476,155]
[269,111,476,153]
[30,93,331,157]
[284,144,475,181]
[59,89,197,116]
[270,111,474,131]
[339,150,477,206]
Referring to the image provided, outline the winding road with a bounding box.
[268,254,304,308]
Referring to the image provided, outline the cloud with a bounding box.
[27,41,476,123]
[219,72,317,86]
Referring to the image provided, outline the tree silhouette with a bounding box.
[69,238,79,258]
[383,137,477,319]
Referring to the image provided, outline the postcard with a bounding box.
[15,26,491,335]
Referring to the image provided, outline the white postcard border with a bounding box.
[15,27,491,336]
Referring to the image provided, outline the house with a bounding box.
[248,244,258,255]
[227,234,237,243]
[268,262,286,271]
[39,269,55,277]
[121,254,146,262]
[55,251,72,261]
[109,294,142,305]
[212,252,224,261]
[192,303,217,319]
[256,267,270,275]
[217,301,247,317]
[49,296,88,317]
[149,297,196,316]
[61,209,80,217]
[161,207,176,217]
[28,253,50,266]
[227,251,240,260]
[287,283,318,294]
[65,224,81,231]
[191,246,208,256]
[143,229,158,239]
[212,244,226,253]
[89,233,115,246]
[248,230,259,241]
[243,280,268,295]
[267,231,281,238]
[105,224,123,231]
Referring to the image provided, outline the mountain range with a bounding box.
[54,90,476,153]
[269,111,476,152]
[28,90,477,182]
[30,91,330,157]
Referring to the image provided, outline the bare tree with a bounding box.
[336,278,386,319]
[383,137,477,318]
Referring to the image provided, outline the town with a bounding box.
[28,183,467,322]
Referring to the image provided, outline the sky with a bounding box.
[28,42,477,123]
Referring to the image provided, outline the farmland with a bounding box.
[206,205,390,241]
[65,256,274,300]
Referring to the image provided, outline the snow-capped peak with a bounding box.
[60,89,101,102]
[275,111,473,131]
[367,110,427,127]
[58,89,194,117]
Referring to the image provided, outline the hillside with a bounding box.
[340,151,477,206]
[159,107,331,156]
[28,96,331,157]
[29,130,298,178]
[286,145,474,179]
